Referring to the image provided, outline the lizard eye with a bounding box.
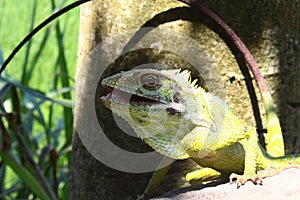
[141,73,160,90]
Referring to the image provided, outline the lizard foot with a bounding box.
[229,173,262,188]
[186,168,221,182]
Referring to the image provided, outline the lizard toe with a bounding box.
[229,173,262,187]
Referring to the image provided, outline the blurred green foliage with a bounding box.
[0,0,80,199]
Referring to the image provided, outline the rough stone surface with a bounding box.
[152,168,300,200]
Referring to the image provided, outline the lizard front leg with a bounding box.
[229,128,262,187]
[181,126,225,183]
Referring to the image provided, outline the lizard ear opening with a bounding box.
[166,102,185,116]
[166,107,177,115]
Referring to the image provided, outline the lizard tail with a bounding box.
[264,154,300,171]
[259,145,300,171]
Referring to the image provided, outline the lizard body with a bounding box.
[101,69,300,186]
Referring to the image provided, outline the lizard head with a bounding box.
[101,69,188,113]
[101,69,211,159]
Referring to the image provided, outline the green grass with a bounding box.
[0,0,80,199]
[0,0,79,87]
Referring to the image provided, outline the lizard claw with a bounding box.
[229,173,262,188]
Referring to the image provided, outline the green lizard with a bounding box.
[101,68,300,187]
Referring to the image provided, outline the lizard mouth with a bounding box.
[101,86,162,106]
